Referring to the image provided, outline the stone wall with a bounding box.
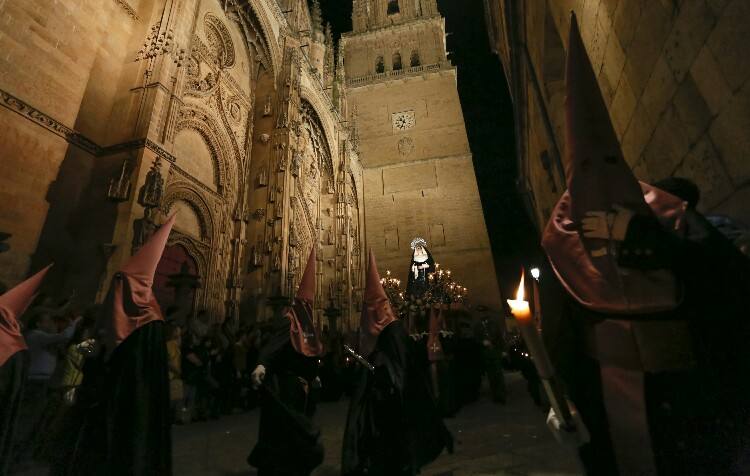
[485,0,750,228]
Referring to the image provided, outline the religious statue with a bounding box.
[263,94,273,116]
[131,207,158,254]
[291,151,302,177]
[406,237,435,298]
[138,158,164,209]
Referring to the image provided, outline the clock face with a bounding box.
[392,110,416,131]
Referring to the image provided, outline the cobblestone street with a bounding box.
[172,372,582,476]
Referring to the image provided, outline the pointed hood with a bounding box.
[359,250,397,357]
[541,13,686,314]
[297,245,316,302]
[563,13,650,221]
[286,246,324,357]
[101,214,175,354]
[0,264,52,366]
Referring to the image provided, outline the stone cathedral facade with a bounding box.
[0,0,501,328]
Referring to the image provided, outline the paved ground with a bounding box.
[16,372,582,476]
[172,372,582,476]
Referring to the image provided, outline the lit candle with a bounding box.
[507,271,552,378]
[508,270,574,428]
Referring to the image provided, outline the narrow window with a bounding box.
[410,50,420,67]
[375,56,385,74]
[387,0,400,15]
[392,52,402,71]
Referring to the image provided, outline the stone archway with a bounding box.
[153,244,199,323]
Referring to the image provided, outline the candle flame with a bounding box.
[515,270,525,301]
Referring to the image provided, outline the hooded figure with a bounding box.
[342,250,452,476]
[540,13,750,476]
[60,215,175,476]
[248,247,325,476]
[0,265,51,476]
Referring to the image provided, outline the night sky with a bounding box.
[319,0,539,300]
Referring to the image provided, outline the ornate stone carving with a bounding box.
[398,136,415,156]
[138,158,164,209]
[204,13,236,69]
[113,0,139,20]
[258,133,271,144]
[107,158,132,202]
[263,94,273,116]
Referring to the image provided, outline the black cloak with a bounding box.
[247,316,324,476]
[55,321,172,476]
[342,320,453,476]
[0,350,27,476]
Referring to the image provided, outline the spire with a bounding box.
[310,0,323,33]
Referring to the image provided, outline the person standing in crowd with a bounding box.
[61,214,176,475]
[473,306,506,404]
[166,323,185,424]
[247,247,325,476]
[0,265,52,476]
[15,299,80,463]
[540,14,750,475]
[342,250,453,476]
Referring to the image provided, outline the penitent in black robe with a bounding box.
[0,351,27,476]
[55,321,172,476]
[542,211,750,476]
[342,320,453,476]
[247,316,324,476]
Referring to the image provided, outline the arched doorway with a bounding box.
[153,244,199,322]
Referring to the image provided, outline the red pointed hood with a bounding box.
[0,264,52,366]
[541,13,685,313]
[359,250,397,357]
[297,246,316,302]
[287,246,324,357]
[101,214,175,354]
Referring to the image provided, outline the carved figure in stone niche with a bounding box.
[291,151,302,177]
[273,252,281,271]
[259,133,271,144]
[131,207,158,254]
[327,179,335,194]
[326,227,335,245]
[256,169,268,188]
[263,94,273,116]
[138,159,164,209]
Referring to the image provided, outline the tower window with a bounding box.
[375,56,385,74]
[392,52,402,71]
[410,50,421,67]
[387,0,400,15]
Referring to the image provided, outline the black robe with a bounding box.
[542,211,750,476]
[247,316,323,476]
[55,321,172,476]
[342,320,453,476]
[0,350,27,476]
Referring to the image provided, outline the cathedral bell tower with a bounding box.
[341,0,503,312]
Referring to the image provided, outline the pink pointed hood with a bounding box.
[358,250,397,357]
[287,247,324,357]
[541,13,685,314]
[101,214,175,354]
[0,264,52,366]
